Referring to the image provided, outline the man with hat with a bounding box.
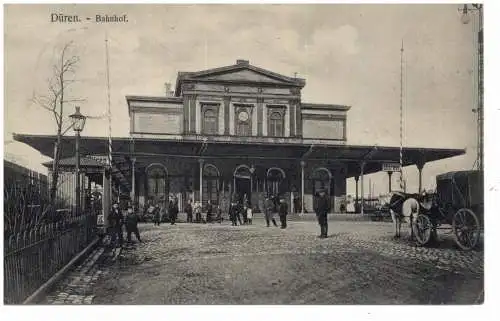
[124,205,142,243]
[278,198,288,229]
[108,202,124,247]
[314,189,330,238]
[264,196,278,227]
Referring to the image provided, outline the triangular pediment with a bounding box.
[175,61,306,95]
[193,69,291,84]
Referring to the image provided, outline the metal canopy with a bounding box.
[13,133,466,178]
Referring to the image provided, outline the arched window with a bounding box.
[203,107,218,135]
[203,164,220,205]
[266,167,285,197]
[269,111,284,137]
[147,165,168,205]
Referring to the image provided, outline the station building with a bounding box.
[14,59,465,220]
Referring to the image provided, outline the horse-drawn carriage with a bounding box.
[413,170,483,250]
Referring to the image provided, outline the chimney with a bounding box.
[236,59,249,66]
[165,82,174,97]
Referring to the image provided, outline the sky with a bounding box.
[3,3,480,196]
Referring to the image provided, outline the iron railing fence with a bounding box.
[4,163,50,236]
[4,161,83,237]
[3,213,97,304]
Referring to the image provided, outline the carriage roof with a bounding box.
[435,170,483,209]
[435,170,481,181]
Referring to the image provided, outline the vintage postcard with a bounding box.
[3,1,488,313]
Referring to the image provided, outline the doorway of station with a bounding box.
[233,165,253,205]
[234,177,251,204]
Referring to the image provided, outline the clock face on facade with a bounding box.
[238,111,249,122]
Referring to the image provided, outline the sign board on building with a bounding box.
[97,214,104,226]
[382,163,401,172]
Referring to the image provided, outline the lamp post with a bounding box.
[70,106,87,217]
[249,165,255,205]
[460,3,483,171]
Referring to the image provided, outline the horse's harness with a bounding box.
[389,192,408,215]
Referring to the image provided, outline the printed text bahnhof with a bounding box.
[51,14,128,23]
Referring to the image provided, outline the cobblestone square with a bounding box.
[45,219,483,305]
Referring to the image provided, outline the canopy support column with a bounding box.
[300,161,305,215]
[131,157,136,205]
[354,175,359,213]
[388,171,393,193]
[199,159,204,204]
[417,161,425,194]
[360,162,365,215]
[102,170,110,228]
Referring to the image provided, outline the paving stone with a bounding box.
[41,219,483,304]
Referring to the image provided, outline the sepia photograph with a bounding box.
[2,1,491,311]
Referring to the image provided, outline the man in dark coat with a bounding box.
[185,199,193,223]
[153,203,161,226]
[314,189,330,238]
[169,199,179,225]
[108,202,124,247]
[229,202,238,226]
[234,201,243,225]
[278,198,288,229]
[206,200,213,223]
[215,205,223,223]
[124,206,142,243]
[264,196,278,227]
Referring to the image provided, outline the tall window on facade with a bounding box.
[203,164,220,205]
[147,166,168,206]
[202,107,218,135]
[269,110,284,137]
[236,109,251,136]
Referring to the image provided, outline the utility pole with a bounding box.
[460,4,484,171]
[399,39,405,190]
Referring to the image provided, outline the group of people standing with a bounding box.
[228,200,254,226]
[185,200,224,223]
[106,188,331,247]
[108,202,142,247]
[263,195,288,229]
[146,198,180,226]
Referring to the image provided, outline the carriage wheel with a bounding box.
[413,214,432,246]
[452,208,481,250]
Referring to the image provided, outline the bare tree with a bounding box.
[31,41,85,221]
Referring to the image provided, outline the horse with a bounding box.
[388,191,421,239]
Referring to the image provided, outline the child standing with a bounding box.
[246,206,253,225]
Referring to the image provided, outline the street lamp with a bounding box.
[459,3,484,171]
[249,165,255,204]
[69,106,87,217]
